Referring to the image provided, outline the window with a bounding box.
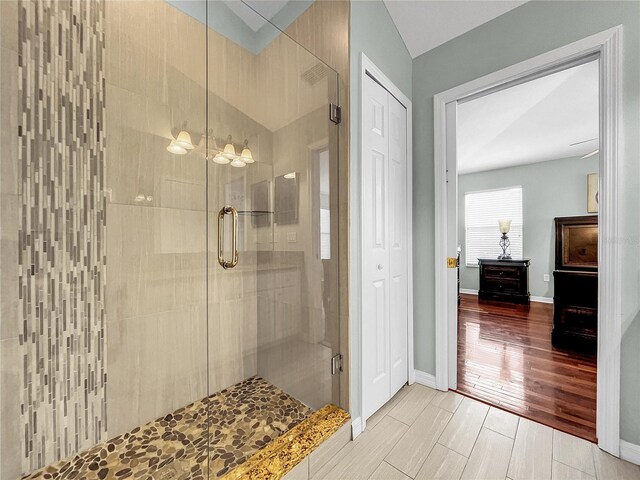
[464,186,523,266]
[318,149,331,260]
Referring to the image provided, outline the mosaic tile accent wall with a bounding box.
[17,0,107,473]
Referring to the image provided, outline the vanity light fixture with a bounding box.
[284,172,296,179]
[213,153,230,164]
[166,128,194,155]
[222,136,238,160]
[166,141,187,155]
[239,140,254,164]
[174,130,195,150]
[230,157,246,168]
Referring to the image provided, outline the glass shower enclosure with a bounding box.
[0,0,342,478]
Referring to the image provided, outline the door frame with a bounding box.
[433,27,622,455]
[353,53,413,436]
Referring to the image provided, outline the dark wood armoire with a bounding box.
[552,215,598,352]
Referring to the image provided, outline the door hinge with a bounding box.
[331,353,343,375]
[447,257,458,268]
[329,103,342,124]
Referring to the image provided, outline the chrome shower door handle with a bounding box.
[217,205,239,269]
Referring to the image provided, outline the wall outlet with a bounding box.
[287,232,297,243]
[543,274,550,282]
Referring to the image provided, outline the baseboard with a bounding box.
[459,288,478,295]
[351,417,363,439]
[414,370,437,389]
[460,289,553,304]
[620,440,640,465]
[530,295,553,304]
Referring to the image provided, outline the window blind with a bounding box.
[464,186,523,267]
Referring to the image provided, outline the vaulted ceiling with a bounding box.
[457,60,599,174]
[383,0,527,59]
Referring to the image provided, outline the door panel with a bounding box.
[388,94,408,395]
[362,76,391,420]
[362,74,408,421]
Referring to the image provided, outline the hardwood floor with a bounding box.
[457,293,597,442]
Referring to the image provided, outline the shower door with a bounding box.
[205,1,342,475]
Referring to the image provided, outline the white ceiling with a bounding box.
[383,0,527,59]
[457,60,599,175]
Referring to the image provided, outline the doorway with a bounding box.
[433,27,622,455]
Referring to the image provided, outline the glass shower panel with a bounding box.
[0,0,210,478]
[205,0,341,476]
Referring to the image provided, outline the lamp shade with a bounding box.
[166,141,187,155]
[223,142,237,160]
[213,153,230,165]
[230,158,246,168]
[174,130,194,150]
[239,147,254,163]
[498,219,512,234]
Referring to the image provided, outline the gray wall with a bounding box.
[350,0,412,423]
[459,155,598,298]
[411,1,640,444]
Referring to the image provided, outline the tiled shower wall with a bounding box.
[15,0,107,474]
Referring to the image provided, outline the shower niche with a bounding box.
[0,0,346,479]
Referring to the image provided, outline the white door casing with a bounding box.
[362,74,408,421]
[433,26,622,455]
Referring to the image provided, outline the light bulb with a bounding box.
[230,158,246,168]
[213,154,230,165]
[175,130,194,150]
[223,142,237,160]
[166,141,187,155]
[240,147,254,164]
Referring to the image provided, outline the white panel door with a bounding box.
[388,93,408,396]
[362,74,408,421]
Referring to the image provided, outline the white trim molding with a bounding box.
[351,417,364,439]
[530,296,553,304]
[620,441,640,466]
[459,288,552,304]
[433,26,623,456]
[414,370,437,389]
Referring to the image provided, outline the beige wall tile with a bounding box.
[438,397,489,457]
[386,404,452,477]
[388,384,437,425]
[415,444,467,480]
[507,418,553,480]
[484,407,519,439]
[461,428,513,480]
[0,338,21,480]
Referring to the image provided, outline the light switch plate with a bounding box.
[543,274,550,282]
[287,232,297,243]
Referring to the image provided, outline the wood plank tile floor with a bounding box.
[456,293,598,442]
[308,384,640,480]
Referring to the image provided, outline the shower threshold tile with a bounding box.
[22,377,313,480]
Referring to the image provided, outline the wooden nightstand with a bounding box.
[478,258,531,304]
